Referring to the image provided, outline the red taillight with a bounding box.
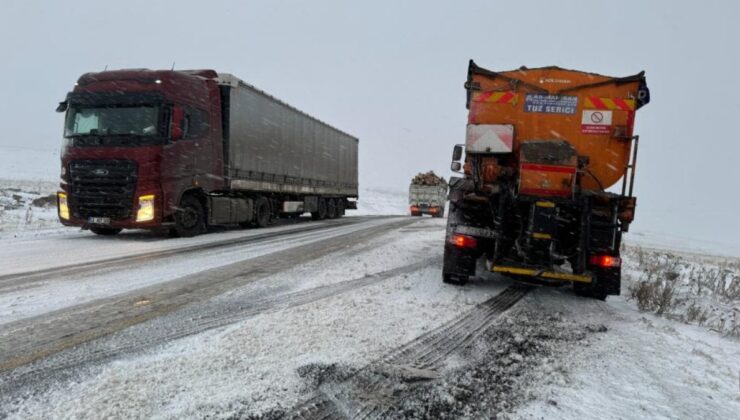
[589,255,621,268]
[429,207,438,213]
[450,234,477,249]
[410,206,419,212]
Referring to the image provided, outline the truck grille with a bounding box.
[68,159,138,220]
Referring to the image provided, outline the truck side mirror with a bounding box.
[451,161,462,172]
[452,144,463,161]
[56,101,68,113]
[170,105,184,140]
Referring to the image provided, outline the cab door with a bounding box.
[161,105,197,215]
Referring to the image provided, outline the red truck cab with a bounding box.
[57,69,224,235]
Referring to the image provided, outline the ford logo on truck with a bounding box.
[92,168,109,176]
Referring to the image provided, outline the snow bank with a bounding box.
[515,289,740,420]
[622,245,740,337]
[353,186,409,216]
[0,179,62,238]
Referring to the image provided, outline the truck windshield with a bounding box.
[65,106,160,137]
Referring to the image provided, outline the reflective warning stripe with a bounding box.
[520,163,577,174]
[492,266,592,283]
[473,91,518,104]
[584,97,635,111]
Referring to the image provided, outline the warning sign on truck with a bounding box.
[581,110,612,134]
[524,94,578,115]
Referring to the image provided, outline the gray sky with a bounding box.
[1,0,739,245]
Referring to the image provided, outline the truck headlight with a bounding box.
[136,194,155,222]
[58,192,70,220]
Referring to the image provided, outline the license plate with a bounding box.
[88,217,111,225]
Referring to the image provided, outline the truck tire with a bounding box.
[254,197,271,228]
[327,199,338,219]
[90,227,122,236]
[173,195,206,237]
[337,199,345,217]
[312,198,327,220]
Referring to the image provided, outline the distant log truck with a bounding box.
[444,60,649,299]
[408,171,448,217]
[56,69,358,236]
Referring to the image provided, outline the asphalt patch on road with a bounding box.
[295,310,607,419]
[383,311,607,419]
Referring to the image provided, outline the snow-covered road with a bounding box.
[0,216,406,324]
[0,215,738,419]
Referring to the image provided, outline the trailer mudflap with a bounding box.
[492,265,592,283]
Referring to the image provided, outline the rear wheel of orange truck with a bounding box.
[442,203,479,285]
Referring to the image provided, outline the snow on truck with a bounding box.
[408,171,447,217]
[55,69,358,236]
[444,61,650,299]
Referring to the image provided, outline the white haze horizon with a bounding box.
[1,0,739,248]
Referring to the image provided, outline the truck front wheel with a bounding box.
[173,195,206,237]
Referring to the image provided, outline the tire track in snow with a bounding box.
[290,284,531,420]
[0,217,374,291]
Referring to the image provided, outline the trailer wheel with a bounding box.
[254,197,272,228]
[327,199,338,219]
[173,195,206,237]
[90,227,122,236]
[312,198,327,220]
[336,199,345,217]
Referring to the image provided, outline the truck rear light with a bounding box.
[589,255,621,268]
[58,192,70,220]
[136,194,155,222]
[410,206,419,212]
[450,234,477,249]
[429,207,439,213]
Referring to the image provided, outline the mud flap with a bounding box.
[443,242,477,279]
[594,267,621,296]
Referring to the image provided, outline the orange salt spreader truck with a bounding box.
[443,60,649,299]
